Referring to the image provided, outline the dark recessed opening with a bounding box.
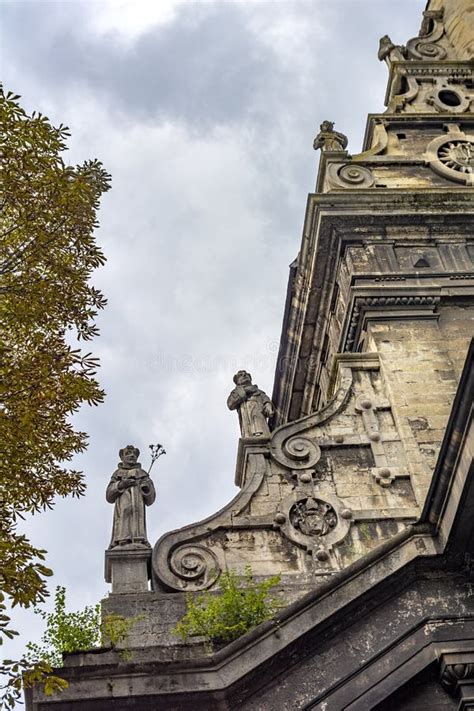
[438,89,461,107]
[424,18,434,35]
[397,133,407,140]
[396,77,409,96]
[321,334,329,365]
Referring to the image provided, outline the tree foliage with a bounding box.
[174,567,281,646]
[1,586,139,708]
[0,85,110,702]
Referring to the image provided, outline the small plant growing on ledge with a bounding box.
[101,611,143,662]
[174,567,281,646]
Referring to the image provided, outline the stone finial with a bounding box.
[378,35,407,64]
[227,370,274,439]
[313,121,348,153]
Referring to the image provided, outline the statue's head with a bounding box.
[119,445,139,466]
[233,370,252,386]
[320,120,334,133]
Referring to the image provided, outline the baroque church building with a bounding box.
[28,0,474,708]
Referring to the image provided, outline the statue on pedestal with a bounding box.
[313,120,348,152]
[227,370,274,438]
[106,445,156,548]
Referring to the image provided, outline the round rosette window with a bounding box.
[438,141,473,176]
[424,131,474,185]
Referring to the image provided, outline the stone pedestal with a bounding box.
[105,546,151,594]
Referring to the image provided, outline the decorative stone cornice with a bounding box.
[344,295,440,352]
[439,652,474,708]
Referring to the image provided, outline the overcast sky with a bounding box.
[1,0,425,664]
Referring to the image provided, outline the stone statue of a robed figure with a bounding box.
[227,370,274,438]
[106,445,156,548]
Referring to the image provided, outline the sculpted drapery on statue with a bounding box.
[313,120,348,152]
[227,370,274,438]
[106,445,156,548]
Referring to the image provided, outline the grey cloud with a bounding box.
[2,1,289,128]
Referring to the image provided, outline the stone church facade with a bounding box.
[28,0,474,708]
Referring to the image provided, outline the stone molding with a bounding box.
[439,652,474,709]
[27,347,474,708]
[343,294,440,352]
[152,353,420,591]
[152,450,269,592]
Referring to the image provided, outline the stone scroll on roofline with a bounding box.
[106,445,156,549]
[227,370,274,439]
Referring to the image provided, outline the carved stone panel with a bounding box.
[275,490,352,565]
[289,498,337,537]
[424,128,474,185]
[152,356,421,595]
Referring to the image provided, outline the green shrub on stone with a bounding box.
[174,567,281,645]
[25,586,101,668]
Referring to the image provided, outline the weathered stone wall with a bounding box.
[428,0,474,60]
[438,301,474,378]
[366,315,461,504]
[144,354,424,638]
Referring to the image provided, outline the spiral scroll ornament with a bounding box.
[169,544,220,590]
[411,40,446,59]
[272,435,321,470]
[328,163,375,189]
